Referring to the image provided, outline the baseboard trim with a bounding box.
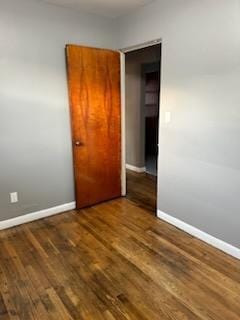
[126,164,146,173]
[0,202,76,231]
[157,210,240,260]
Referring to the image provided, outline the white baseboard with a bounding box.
[126,164,146,173]
[0,202,76,231]
[157,210,240,260]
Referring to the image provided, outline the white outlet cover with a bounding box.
[10,192,18,203]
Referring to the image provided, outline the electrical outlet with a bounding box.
[10,192,18,203]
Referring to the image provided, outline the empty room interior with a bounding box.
[0,0,240,319]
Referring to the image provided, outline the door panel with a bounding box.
[66,45,121,209]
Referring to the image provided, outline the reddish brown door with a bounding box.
[66,45,121,209]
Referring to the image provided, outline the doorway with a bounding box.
[124,44,161,214]
[65,43,160,211]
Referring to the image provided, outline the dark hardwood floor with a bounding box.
[0,198,239,319]
[126,169,157,214]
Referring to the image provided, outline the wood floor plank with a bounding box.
[79,204,239,319]
[0,292,10,320]
[91,202,240,304]
[0,198,239,319]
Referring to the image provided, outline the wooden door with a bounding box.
[66,45,121,209]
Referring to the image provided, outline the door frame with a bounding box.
[120,52,127,196]
[119,38,162,212]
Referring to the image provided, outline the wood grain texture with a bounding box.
[126,169,157,213]
[66,45,121,209]
[0,198,239,319]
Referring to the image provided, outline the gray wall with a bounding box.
[0,0,115,220]
[116,0,240,248]
[1,0,240,249]
[125,46,160,168]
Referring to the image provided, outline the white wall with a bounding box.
[115,0,240,248]
[0,0,115,220]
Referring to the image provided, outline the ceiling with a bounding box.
[38,0,155,18]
